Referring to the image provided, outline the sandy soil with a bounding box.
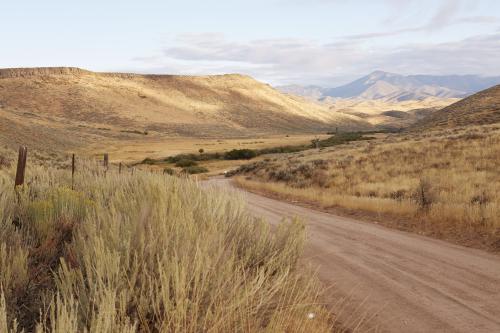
[207,178,500,333]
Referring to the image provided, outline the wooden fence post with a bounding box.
[103,153,109,172]
[15,146,28,187]
[119,162,122,174]
[71,153,75,190]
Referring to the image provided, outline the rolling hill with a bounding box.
[413,85,500,130]
[0,67,369,152]
[326,97,458,129]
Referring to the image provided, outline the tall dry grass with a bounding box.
[0,148,332,332]
[233,125,500,248]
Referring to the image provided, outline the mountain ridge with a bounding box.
[0,67,370,152]
[278,71,500,102]
[413,84,500,130]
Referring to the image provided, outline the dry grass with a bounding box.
[0,147,333,332]
[414,85,500,130]
[0,67,369,156]
[232,124,500,250]
[87,134,331,164]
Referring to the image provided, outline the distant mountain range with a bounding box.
[278,71,500,102]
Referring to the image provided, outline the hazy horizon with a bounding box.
[1,0,499,86]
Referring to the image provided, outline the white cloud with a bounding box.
[133,32,500,86]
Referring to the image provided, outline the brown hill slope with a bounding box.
[0,67,369,151]
[414,85,500,130]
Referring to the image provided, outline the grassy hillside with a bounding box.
[323,97,456,131]
[414,85,500,130]
[0,67,369,153]
[0,147,332,332]
[231,125,500,251]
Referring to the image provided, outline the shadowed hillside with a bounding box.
[414,85,500,130]
[0,67,370,151]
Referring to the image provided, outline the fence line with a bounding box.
[14,146,27,187]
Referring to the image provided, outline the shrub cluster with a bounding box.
[182,165,209,174]
[175,158,198,167]
[0,157,330,332]
[224,149,257,160]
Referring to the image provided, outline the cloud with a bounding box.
[366,34,500,75]
[427,0,463,30]
[456,16,500,24]
[132,32,500,86]
[345,0,499,41]
[343,14,499,40]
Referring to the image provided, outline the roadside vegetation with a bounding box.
[0,147,332,332]
[231,125,500,251]
[139,132,375,176]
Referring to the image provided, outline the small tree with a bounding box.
[199,148,204,154]
[311,138,320,149]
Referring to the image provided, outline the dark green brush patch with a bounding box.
[120,129,149,135]
[224,149,258,160]
[175,159,198,167]
[182,166,209,174]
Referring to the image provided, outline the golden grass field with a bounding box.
[232,124,500,251]
[0,147,337,332]
[83,133,330,164]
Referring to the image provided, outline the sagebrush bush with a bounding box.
[224,149,258,160]
[182,165,208,174]
[163,167,175,175]
[0,155,331,332]
[174,159,198,167]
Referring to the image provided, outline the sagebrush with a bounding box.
[0,150,331,332]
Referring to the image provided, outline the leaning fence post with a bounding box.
[15,146,28,187]
[103,153,109,175]
[71,153,76,190]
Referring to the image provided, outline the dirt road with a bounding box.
[207,178,500,333]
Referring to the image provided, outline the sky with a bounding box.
[1,0,500,86]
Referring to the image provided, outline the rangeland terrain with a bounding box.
[327,97,458,129]
[2,66,500,333]
[414,85,500,130]
[230,87,500,251]
[209,177,500,333]
[0,147,334,332]
[0,67,368,160]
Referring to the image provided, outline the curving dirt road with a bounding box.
[207,178,500,333]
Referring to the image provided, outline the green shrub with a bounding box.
[317,132,372,147]
[224,149,257,160]
[182,166,208,174]
[257,145,308,155]
[163,167,175,175]
[141,157,157,165]
[165,152,221,163]
[175,159,198,167]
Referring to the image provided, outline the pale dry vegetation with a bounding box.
[233,125,500,250]
[0,67,369,156]
[0,147,332,332]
